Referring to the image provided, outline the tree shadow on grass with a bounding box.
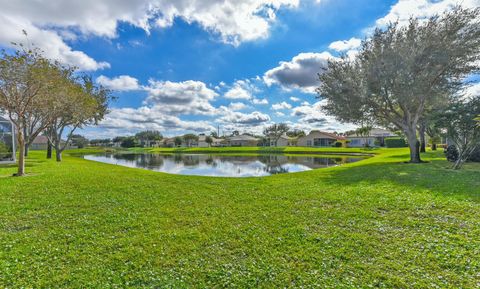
[322,159,480,201]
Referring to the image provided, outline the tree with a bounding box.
[231,130,240,136]
[286,129,306,138]
[436,97,480,169]
[70,134,89,148]
[423,116,442,151]
[90,138,111,147]
[263,123,289,147]
[135,130,162,147]
[355,125,373,147]
[183,134,199,147]
[121,136,138,148]
[0,44,56,175]
[318,7,480,163]
[45,75,112,162]
[174,136,182,147]
[210,131,219,138]
[205,136,213,147]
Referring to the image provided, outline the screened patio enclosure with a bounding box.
[0,117,15,163]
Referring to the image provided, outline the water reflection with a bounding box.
[84,153,365,177]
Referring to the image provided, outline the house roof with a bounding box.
[308,130,346,140]
[228,134,259,141]
[32,135,49,144]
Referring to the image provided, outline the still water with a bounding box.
[84,153,366,177]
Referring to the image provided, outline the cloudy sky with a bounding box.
[1,0,479,138]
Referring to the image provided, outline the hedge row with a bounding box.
[385,137,407,148]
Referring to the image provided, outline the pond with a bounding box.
[84,153,367,177]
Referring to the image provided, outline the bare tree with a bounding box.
[318,7,480,163]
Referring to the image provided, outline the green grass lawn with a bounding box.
[0,148,479,287]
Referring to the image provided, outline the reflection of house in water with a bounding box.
[292,156,344,168]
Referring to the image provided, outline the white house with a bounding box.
[346,128,397,147]
[297,130,344,147]
[197,135,223,147]
[227,134,259,147]
[269,134,297,147]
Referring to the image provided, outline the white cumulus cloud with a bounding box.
[224,80,254,100]
[328,37,361,52]
[376,0,480,28]
[263,52,336,93]
[272,101,292,110]
[96,75,140,91]
[143,80,218,115]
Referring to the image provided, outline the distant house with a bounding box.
[162,137,176,148]
[30,135,49,150]
[269,134,297,147]
[227,134,259,147]
[197,135,223,147]
[30,135,76,150]
[346,128,396,147]
[297,130,345,147]
[138,139,162,148]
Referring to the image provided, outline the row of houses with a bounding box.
[160,128,397,148]
[26,128,397,149]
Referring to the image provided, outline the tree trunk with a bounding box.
[56,150,62,162]
[46,141,52,159]
[419,123,426,153]
[405,127,422,163]
[431,143,437,151]
[452,149,464,170]
[23,127,29,157]
[53,139,63,162]
[16,129,26,176]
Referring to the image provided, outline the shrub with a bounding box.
[333,141,343,147]
[385,137,407,148]
[444,145,480,162]
[469,147,480,162]
[120,136,138,148]
[445,145,459,162]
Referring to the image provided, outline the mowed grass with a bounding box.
[0,148,479,288]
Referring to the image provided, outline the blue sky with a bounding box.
[1,0,478,138]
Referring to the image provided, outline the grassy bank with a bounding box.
[0,148,479,287]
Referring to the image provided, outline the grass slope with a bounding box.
[0,148,479,288]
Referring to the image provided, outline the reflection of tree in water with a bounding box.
[137,154,164,168]
[181,155,200,167]
[173,154,183,163]
[264,165,289,174]
[113,153,136,161]
[204,155,218,168]
[109,153,165,168]
[257,155,288,174]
